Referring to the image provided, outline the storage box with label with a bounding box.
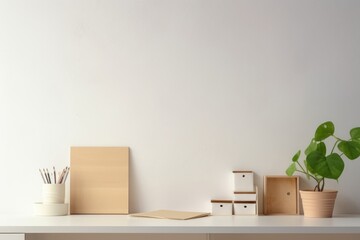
[234,201,257,215]
[211,200,233,215]
[233,171,254,192]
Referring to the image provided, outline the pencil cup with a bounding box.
[42,184,65,204]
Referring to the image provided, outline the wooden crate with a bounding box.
[263,176,299,215]
[70,147,129,214]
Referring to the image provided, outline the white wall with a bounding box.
[0,0,360,215]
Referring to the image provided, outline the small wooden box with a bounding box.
[211,200,233,215]
[263,176,299,215]
[233,171,254,192]
[234,201,257,215]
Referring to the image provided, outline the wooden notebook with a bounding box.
[70,147,129,214]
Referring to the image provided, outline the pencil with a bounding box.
[46,168,51,184]
[39,169,46,184]
[43,168,49,183]
[58,167,66,184]
[53,166,56,184]
[57,171,61,183]
[63,167,70,184]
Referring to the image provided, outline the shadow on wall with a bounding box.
[253,172,263,214]
[129,148,138,214]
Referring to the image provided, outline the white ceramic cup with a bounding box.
[42,184,65,204]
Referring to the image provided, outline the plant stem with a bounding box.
[295,170,318,182]
[331,139,341,154]
[296,161,307,175]
[314,180,320,191]
[332,135,345,142]
[312,178,323,192]
[320,178,325,191]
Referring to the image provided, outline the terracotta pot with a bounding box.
[300,190,337,218]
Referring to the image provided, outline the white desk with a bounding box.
[0,214,360,234]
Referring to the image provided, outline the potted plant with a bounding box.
[286,121,360,217]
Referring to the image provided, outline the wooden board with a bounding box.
[70,147,129,214]
[263,176,299,215]
[131,210,210,220]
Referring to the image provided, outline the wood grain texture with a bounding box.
[263,176,299,215]
[131,210,210,220]
[70,147,129,214]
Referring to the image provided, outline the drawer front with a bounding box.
[0,234,25,240]
[234,203,256,215]
[212,203,233,215]
[234,172,254,192]
[234,193,257,201]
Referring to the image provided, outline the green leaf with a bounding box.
[292,150,301,162]
[286,163,296,176]
[350,127,360,140]
[305,159,321,178]
[338,140,360,160]
[307,152,344,180]
[317,142,326,155]
[305,139,317,156]
[314,121,335,141]
[325,153,345,179]
[304,160,309,171]
[304,151,326,174]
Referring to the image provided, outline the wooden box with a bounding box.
[263,176,299,215]
[70,147,129,214]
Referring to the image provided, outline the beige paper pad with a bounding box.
[70,147,129,214]
[131,210,210,220]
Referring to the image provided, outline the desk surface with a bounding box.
[1,214,360,234]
